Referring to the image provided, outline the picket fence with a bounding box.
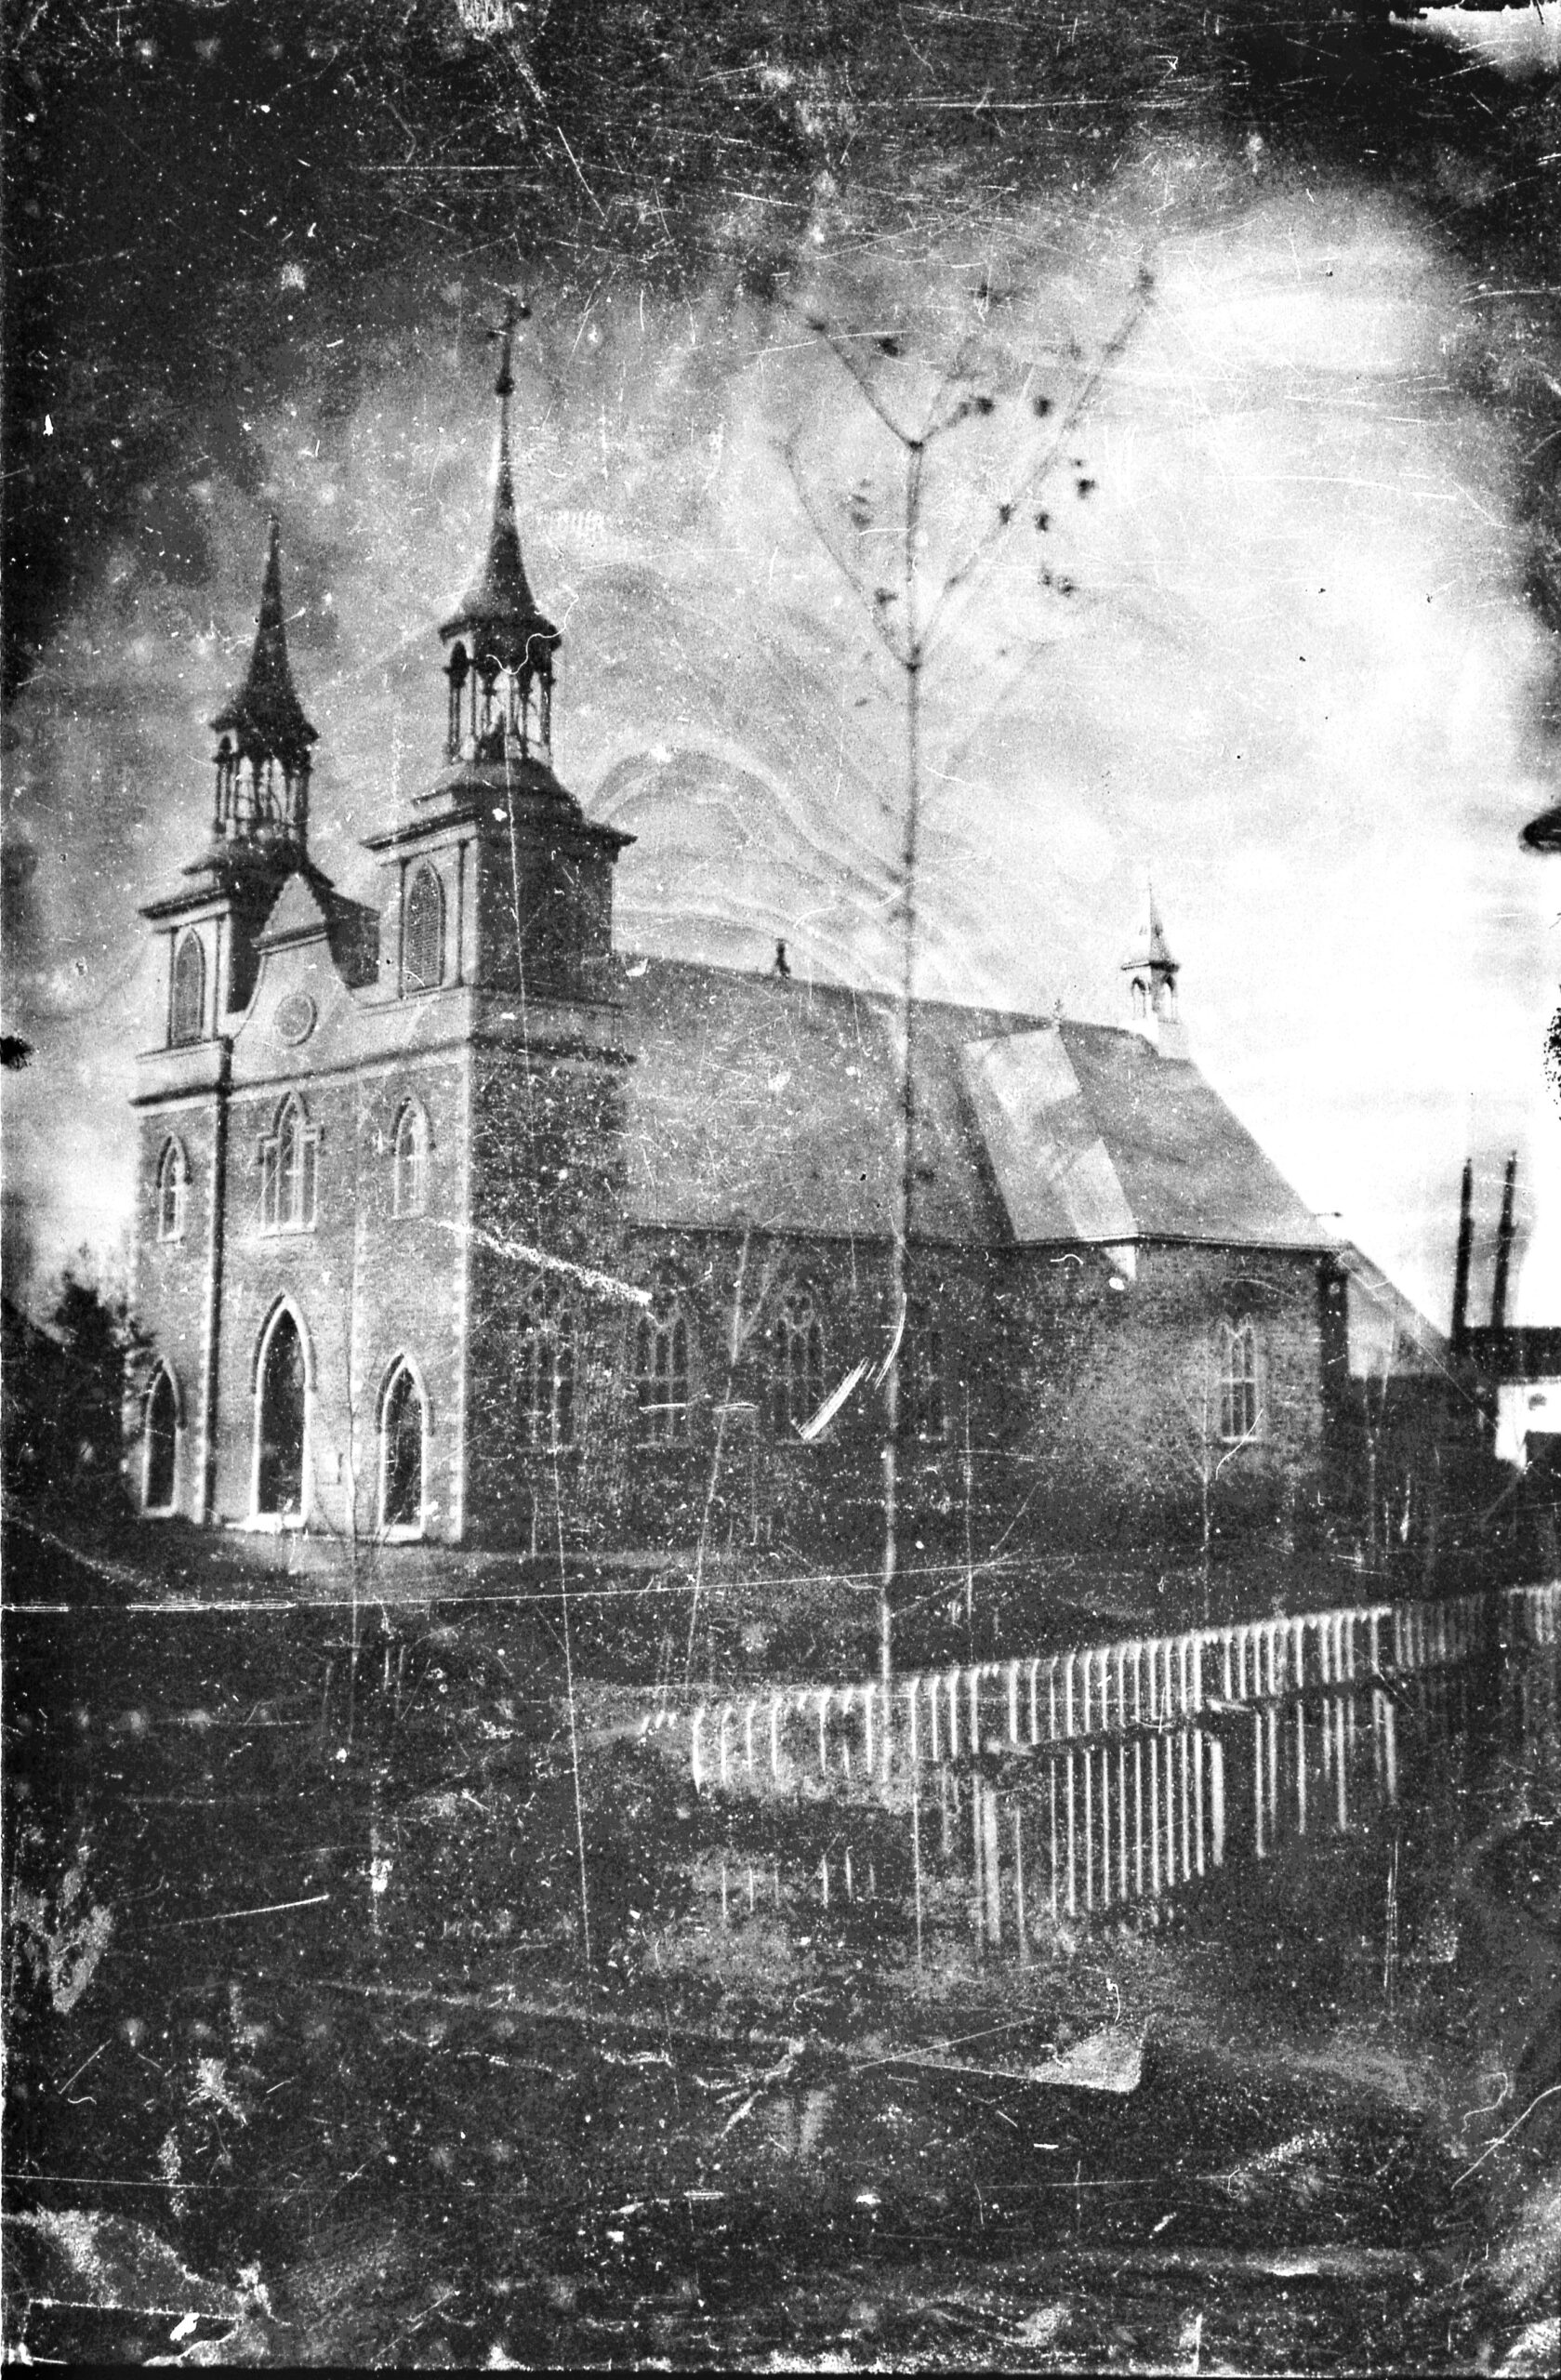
[681,1580,1557,1944]
[689,1580,1559,1800]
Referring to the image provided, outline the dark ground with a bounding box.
[3,1527,1558,2370]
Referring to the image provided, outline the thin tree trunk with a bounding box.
[881,434,925,1751]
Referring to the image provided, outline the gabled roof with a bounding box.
[616,957,1331,1252]
[618,959,1008,1242]
[252,866,380,987]
[1055,1022,1325,1249]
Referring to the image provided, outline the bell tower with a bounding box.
[210,514,318,854]
[364,296,631,1004]
[439,299,561,768]
[142,518,330,1039]
[1121,878,1189,1061]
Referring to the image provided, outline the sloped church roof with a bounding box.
[616,959,1329,1252]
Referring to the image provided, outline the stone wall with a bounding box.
[131,1097,222,1516]
[455,1218,1341,1579]
[127,1035,1343,1584]
[131,1051,471,1539]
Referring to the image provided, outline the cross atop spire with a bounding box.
[439,294,561,765]
[209,515,318,853]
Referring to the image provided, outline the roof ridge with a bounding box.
[621,948,1057,1033]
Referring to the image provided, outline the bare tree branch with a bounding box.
[793,309,922,448]
[778,431,910,668]
[924,259,1157,659]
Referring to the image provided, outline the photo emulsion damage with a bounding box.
[4,3,1560,2368]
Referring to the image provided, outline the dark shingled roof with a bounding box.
[617,957,1329,1252]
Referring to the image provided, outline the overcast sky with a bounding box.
[4,6,1559,1329]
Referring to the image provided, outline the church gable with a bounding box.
[123,306,1382,1588]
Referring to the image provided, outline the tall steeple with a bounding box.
[439,297,561,768]
[209,515,318,855]
[1121,877,1188,1059]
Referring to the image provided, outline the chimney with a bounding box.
[1490,1151,1518,1338]
[1451,1157,1475,1353]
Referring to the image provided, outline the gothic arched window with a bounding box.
[144,1366,179,1512]
[391,1101,430,1218]
[156,1139,189,1241]
[771,1292,826,1435]
[403,863,444,993]
[255,1306,308,1519]
[259,1095,319,1234]
[518,1289,575,1450]
[171,931,205,1045]
[380,1360,427,1533]
[633,1285,691,1446]
[1219,1319,1261,1443]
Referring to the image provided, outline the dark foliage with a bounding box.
[2,1263,141,1512]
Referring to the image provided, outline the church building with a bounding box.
[129,327,1356,1593]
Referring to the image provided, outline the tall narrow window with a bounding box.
[403,863,444,993]
[256,1308,307,1519]
[156,1139,189,1241]
[1219,1319,1260,1442]
[392,1102,430,1217]
[771,1293,826,1435]
[633,1289,691,1445]
[144,1367,179,1511]
[170,931,205,1045]
[380,1361,426,1532]
[518,1289,576,1449]
[259,1095,318,1234]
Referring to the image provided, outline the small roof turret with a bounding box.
[1120,875,1188,1057]
[210,515,318,770]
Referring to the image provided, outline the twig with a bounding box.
[1453,2082,1561,2185]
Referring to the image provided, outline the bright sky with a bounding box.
[6,157,1559,1329]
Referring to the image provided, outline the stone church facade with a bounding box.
[129,334,1354,1586]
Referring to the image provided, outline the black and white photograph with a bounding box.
[3,3,1559,2367]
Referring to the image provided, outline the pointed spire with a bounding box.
[209,516,318,853]
[1121,873,1177,978]
[1121,872,1187,1055]
[439,294,560,673]
[211,514,319,766]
